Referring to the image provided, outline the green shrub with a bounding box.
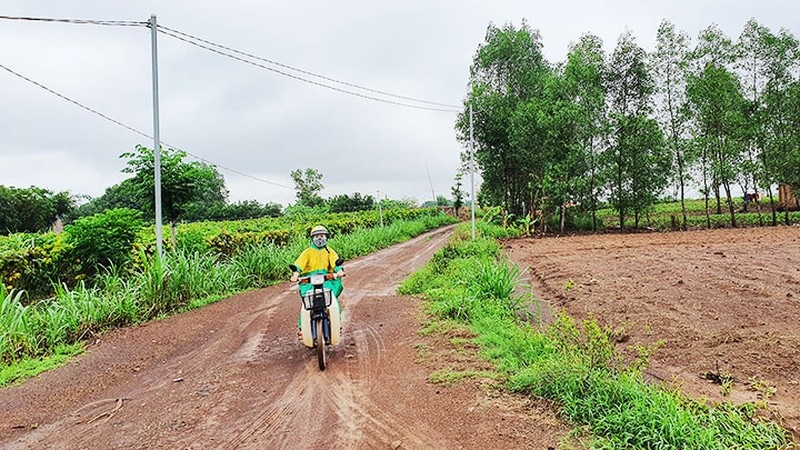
[63,208,145,278]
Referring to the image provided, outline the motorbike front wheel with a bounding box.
[316,319,326,370]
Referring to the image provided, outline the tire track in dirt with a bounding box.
[217,226,455,449]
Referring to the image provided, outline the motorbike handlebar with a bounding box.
[296,272,345,284]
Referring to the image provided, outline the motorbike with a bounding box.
[290,259,345,370]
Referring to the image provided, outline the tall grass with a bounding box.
[0,214,456,369]
[0,285,39,361]
[400,222,792,449]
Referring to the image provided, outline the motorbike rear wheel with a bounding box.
[316,319,326,370]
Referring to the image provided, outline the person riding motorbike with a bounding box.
[289,225,344,339]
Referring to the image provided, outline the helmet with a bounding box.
[310,225,329,237]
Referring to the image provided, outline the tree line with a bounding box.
[1,146,398,236]
[456,19,800,231]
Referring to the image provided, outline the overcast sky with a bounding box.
[1,1,796,207]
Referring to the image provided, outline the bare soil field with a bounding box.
[0,226,568,450]
[505,226,800,439]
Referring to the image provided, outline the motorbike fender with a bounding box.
[300,308,314,348]
[329,297,341,345]
[299,296,342,348]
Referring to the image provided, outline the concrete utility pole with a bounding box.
[426,163,436,205]
[377,190,384,227]
[469,103,476,240]
[149,14,163,258]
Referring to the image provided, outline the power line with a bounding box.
[157,25,460,109]
[0,14,461,112]
[0,61,295,191]
[1,14,458,195]
[0,62,151,140]
[0,15,147,27]
[156,26,460,113]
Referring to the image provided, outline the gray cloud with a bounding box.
[1,0,796,207]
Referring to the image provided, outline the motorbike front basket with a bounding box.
[302,288,333,310]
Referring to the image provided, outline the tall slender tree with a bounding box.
[653,20,693,230]
[687,64,748,227]
[563,33,608,230]
[759,27,800,224]
[605,31,667,229]
[457,21,552,217]
[736,19,771,223]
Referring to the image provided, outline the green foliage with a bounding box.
[63,208,144,278]
[457,20,551,218]
[0,284,39,362]
[0,231,70,298]
[290,168,325,207]
[120,145,228,225]
[180,199,283,222]
[328,192,374,213]
[65,178,142,223]
[451,171,465,214]
[0,185,74,234]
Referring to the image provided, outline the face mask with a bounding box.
[313,235,327,248]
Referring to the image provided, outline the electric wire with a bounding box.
[0,15,147,27]
[0,15,460,112]
[0,61,295,190]
[156,27,460,113]
[157,24,460,109]
[1,14,458,196]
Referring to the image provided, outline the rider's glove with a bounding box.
[290,272,299,282]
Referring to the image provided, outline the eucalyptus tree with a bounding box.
[736,19,772,223]
[605,31,668,229]
[687,24,749,226]
[758,27,800,224]
[777,80,800,213]
[562,33,608,230]
[457,21,552,218]
[689,25,739,216]
[653,20,694,230]
[510,71,585,232]
[687,59,748,227]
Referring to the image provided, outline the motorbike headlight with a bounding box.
[309,274,326,285]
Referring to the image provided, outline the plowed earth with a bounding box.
[505,225,800,440]
[0,226,568,450]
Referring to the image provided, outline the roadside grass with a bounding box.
[428,367,498,385]
[0,214,456,383]
[0,342,83,388]
[399,222,792,449]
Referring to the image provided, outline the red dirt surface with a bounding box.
[505,226,800,440]
[0,226,568,449]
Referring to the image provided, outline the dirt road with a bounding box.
[0,226,566,449]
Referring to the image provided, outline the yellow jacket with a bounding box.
[293,246,340,275]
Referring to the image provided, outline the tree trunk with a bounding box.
[722,180,737,228]
[767,186,777,226]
